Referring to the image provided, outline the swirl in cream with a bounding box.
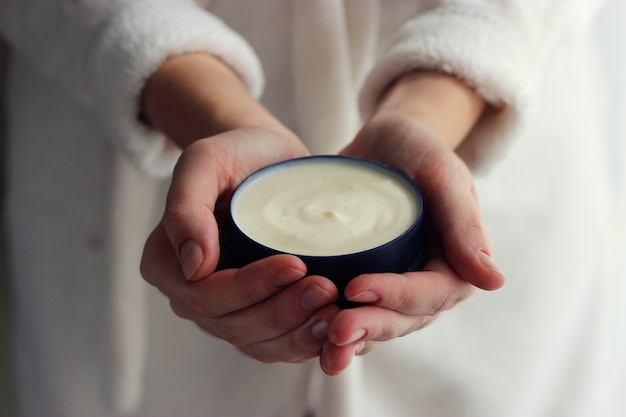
[232,158,419,256]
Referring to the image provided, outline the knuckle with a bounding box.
[403,316,436,335]
[180,294,218,320]
[238,346,276,364]
[234,269,266,304]
[429,294,454,316]
[463,215,485,238]
[283,333,308,359]
[161,203,187,235]
[379,326,403,341]
[387,276,419,312]
[395,289,419,313]
[212,320,245,346]
[264,309,288,333]
[429,285,472,316]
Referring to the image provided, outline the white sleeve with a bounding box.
[359,0,606,170]
[0,0,264,176]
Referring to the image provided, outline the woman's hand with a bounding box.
[320,72,505,375]
[140,53,340,363]
[141,126,342,363]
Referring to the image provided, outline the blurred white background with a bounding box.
[0,1,624,416]
[595,0,626,398]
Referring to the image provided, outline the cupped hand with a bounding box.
[320,106,506,375]
[141,126,341,363]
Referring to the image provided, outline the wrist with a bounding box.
[141,53,294,149]
[372,71,486,150]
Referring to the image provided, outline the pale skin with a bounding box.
[140,52,505,374]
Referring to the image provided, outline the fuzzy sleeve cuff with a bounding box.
[87,0,264,177]
[359,5,539,171]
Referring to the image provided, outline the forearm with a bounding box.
[373,71,486,150]
[141,52,297,149]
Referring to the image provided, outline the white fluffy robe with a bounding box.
[2,1,623,416]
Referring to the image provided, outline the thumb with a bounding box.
[162,141,224,281]
[414,150,505,291]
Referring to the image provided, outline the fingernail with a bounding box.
[311,320,329,340]
[180,239,203,280]
[348,290,379,303]
[273,267,306,287]
[299,285,333,312]
[342,328,366,346]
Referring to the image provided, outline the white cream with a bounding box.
[232,159,419,256]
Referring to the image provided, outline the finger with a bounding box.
[198,275,338,346]
[371,138,503,291]
[161,139,230,281]
[142,225,308,317]
[326,305,435,351]
[238,304,341,364]
[186,254,308,317]
[343,258,475,316]
[320,337,376,376]
[151,250,309,318]
[414,150,504,290]
[327,259,475,348]
[320,339,366,376]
